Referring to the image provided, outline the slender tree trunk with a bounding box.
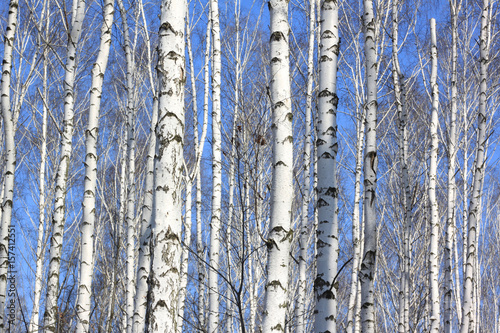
[30,4,50,329]
[297,1,315,332]
[428,18,441,333]
[360,0,379,331]
[197,11,212,329]
[461,1,490,331]
[43,1,86,330]
[148,0,186,331]
[445,1,461,332]
[116,1,138,330]
[347,107,365,333]
[0,0,19,331]
[209,0,222,331]
[75,1,114,331]
[314,0,340,332]
[132,2,157,331]
[262,0,294,331]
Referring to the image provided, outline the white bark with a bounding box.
[116,1,138,330]
[262,0,294,332]
[0,0,18,331]
[43,1,86,330]
[445,1,460,332]
[461,1,490,331]
[314,0,340,332]
[75,1,114,331]
[428,18,441,333]
[297,1,315,332]
[148,0,186,331]
[29,3,50,330]
[208,0,222,331]
[132,1,157,331]
[360,0,379,331]
[346,108,365,333]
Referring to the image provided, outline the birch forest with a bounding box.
[2,0,500,332]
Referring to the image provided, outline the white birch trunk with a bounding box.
[461,1,490,331]
[148,0,186,331]
[314,1,340,332]
[262,0,294,331]
[43,1,86,330]
[445,1,460,332]
[116,1,138,330]
[428,18,441,333]
[209,0,222,330]
[360,0,379,331]
[297,1,315,332]
[197,11,212,329]
[30,4,50,328]
[0,1,18,331]
[132,2,157,331]
[75,1,114,331]
[347,108,365,333]
[392,2,411,331]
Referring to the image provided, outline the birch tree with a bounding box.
[132,1,158,331]
[428,18,441,333]
[445,1,461,332]
[209,0,222,331]
[360,0,379,331]
[297,0,315,332]
[43,0,86,330]
[75,1,114,331]
[0,0,19,330]
[461,1,490,331]
[314,0,340,332]
[262,0,294,331]
[148,0,186,331]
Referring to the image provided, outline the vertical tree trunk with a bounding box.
[30,2,50,329]
[75,1,114,331]
[445,1,461,332]
[314,0,340,332]
[197,10,212,328]
[360,0,379,331]
[392,2,411,332]
[461,1,490,331]
[0,0,18,331]
[116,1,138,330]
[43,1,86,331]
[262,0,294,331]
[428,18,441,333]
[209,0,222,330]
[132,2,157,331]
[148,0,186,331]
[297,1,315,332]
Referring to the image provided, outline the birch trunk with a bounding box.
[132,2,157,331]
[115,1,138,330]
[209,0,222,330]
[445,1,460,332]
[346,107,365,333]
[262,0,294,331]
[30,3,50,329]
[314,0,340,332]
[461,1,490,331]
[148,0,186,331]
[392,2,412,332]
[297,1,315,332]
[197,11,212,328]
[428,18,441,333]
[0,0,18,331]
[360,0,379,331]
[43,1,86,330]
[75,1,114,331]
